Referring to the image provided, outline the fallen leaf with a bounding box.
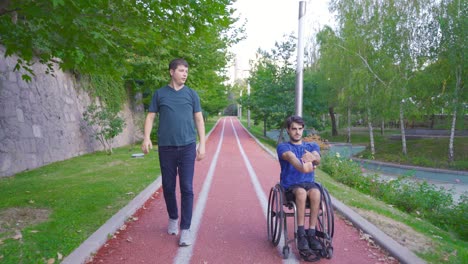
[47,258,55,264]
[29,200,35,204]
[13,233,22,240]
[30,230,39,233]
[120,224,127,231]
[57,252,63,260]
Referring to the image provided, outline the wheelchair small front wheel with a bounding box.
[325,247,333,259]
[282,246,290,259]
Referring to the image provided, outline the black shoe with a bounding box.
[307,235,323,251]
[297,234,313,255]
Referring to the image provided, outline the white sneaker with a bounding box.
[168,218,179,235]
[179,229,192,246]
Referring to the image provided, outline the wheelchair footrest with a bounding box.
[299,250,321,262]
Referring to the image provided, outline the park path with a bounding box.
[88,117,396,264]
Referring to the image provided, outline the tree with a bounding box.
[435,0,467,163]
[1,0,242,118]
[82,104,125,154]
[245,35,297,138]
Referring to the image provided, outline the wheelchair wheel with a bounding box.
[316,184,334,259]
[267,185,283,246]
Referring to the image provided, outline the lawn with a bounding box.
[319,129,468,171]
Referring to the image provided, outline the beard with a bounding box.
[289,134,302,143]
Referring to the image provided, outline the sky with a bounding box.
[230,0,335,76]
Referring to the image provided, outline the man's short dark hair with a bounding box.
[169,58,189,70]
[286,115,305,129]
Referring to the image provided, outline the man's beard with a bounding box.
[289,134,301,143]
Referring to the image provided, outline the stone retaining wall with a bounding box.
[0,47,142,177]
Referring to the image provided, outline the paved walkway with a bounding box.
[62,117,426,264]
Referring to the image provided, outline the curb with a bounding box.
[331,197,426,264]
[61,178,162,264]
[353,157,468,176]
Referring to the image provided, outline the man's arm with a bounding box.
[194,112,205,161]
[281,151,314,173]
[301,150,321,165]
[141,112,156,154]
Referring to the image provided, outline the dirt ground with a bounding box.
[0,207,51,240]
[352,208,434,254]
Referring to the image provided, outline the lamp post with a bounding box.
[247,82,251,128]
[295,1,306,117]
[238,89,243,119]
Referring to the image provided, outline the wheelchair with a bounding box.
[267,182,334,261]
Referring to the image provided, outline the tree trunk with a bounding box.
[430,114,435,129]
[449,65,462,163]
[329,107,338,136]
[277,127,285,145]
[399,102,407,156]
[367,108,375,156]
[346,106,351,143]
[380,120,385,135]
[263,116,267,137]
[449,108,457,163]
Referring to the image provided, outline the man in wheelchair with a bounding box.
[277,115,322,257]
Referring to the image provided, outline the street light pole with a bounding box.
[247,82,251,128]
[295,1,306,117]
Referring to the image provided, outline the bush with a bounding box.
[82,103,125,154]
[321,153,467,241]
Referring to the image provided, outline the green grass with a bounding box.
[320,129,468,171]
[317,170,467,264]
[242,120,467,264]
[0,118,218,263]
[0,146,159,263]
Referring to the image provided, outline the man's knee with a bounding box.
[294,188,307,201]
[308,188,321,204]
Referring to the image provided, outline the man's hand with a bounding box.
[141,138,153,154]
[301,150,315,163]
[302,150,320,168]
[196,144,206,161]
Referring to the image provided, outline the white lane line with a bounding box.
[173,118,226,264]
[230,119,299,264]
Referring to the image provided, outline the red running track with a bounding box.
[89,117,397,264]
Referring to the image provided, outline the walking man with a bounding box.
[141,58,206,246]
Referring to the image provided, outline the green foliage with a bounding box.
[0,146,159,263]
[81,74,127,113]
[246,35,297,135]
[321,153,467,241]
[82,104,125,154]
[2,0,243,117]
